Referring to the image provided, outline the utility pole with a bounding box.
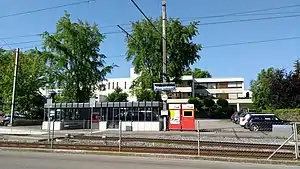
[162,0,167,131]
[10,48,19,126]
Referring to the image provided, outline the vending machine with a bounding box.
[168,104,181,130]
[181,104,195,131]
[168,104,195,131]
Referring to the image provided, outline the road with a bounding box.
[0,151,298,169]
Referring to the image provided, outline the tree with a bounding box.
[133,88,160,101]
[106,87,128,102]
[251,65,300,110]
[294,59,300,77]
[183,68,211,78]
[188,97,203,116]
[126,18,201,97]
[0,49,48,118]
[217,98,229,108]
[42,12,115,102]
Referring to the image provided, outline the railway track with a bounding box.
[71,135,295,151]
[0,141,295,160]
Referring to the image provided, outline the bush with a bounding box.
[216,98,229,108]
[262,109,300,122]
[14,119,43,126]
[210,107,234,119]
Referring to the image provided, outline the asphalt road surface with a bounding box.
[0,151,298,169]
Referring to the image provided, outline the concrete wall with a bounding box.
[42,121,62,131]
[99,121,162,131]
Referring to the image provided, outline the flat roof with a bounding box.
[44,101,162,108]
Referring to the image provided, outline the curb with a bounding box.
[0,147,299,166]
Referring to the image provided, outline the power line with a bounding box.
[0,30,128,40]
[197,14,300,26]
[203,36,300,48]
[182,4,300,21]
[1,12,298,41]
[1,39,12,50]
[0,0,96,20]
[130,0,164,39]
[182,11,300,20]
[4,36,300,58]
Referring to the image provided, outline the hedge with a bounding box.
[262,109,300,122]
[14,119,43,126]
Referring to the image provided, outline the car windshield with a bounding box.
[240,113,247,117]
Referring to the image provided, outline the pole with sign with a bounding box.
[89,98,96,135]
[154,82,176,131]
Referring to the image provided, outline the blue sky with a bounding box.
[0,0,299,89]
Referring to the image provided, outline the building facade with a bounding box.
[97,68,253,111]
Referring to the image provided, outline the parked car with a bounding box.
[247,115,286,132]
[243,114,276,129]
[231,112,241,124]
[239,112,255,127]
[0,114,27,126]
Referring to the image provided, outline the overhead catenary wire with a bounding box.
[0,0,96,20]
[1,9,300,40]
[3,35,300,50]
[2,36,300,57]
[130,0,165,40]
[182,3,300,21]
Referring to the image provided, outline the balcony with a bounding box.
[196,88,243,94]
[175,84,192,93]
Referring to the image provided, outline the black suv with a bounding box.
[247,114,285,132]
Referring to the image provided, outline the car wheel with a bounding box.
[3,121,9,126]
[244,123,248,129]
[250,125,259,132]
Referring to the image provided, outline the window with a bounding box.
[112,82,115,89]
[216,82,228,89]
[124,82,127,89]
[216,93,228,99]
[117,82,119,88]
[108,83,110,90]
[183,110,193,117]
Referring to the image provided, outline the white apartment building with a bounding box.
[97,68,253,111]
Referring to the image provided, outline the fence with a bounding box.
[40,120,300,160]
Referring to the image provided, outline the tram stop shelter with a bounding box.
[42,101,163,131]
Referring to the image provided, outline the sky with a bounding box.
[0,0,299,89]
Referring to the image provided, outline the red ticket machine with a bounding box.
[181,104,195,131]
[168,104,181,131]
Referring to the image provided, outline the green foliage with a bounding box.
[203,98,215,108]
[188,97,203,113]
[42,12,116,102]
[209,107,234,119]
[251,65,300,110]
[106,87,128,102]
[183,68,211,78]
[216,98,229,108]
[0,49,47,118]
[133,88,160,101]
[262,109,300,122]
[126,18,201,94]
[294,59,300,77]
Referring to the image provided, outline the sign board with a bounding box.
[160,110,168,116]
[161,94,168,101]
[168,104,181,109]
[182,104,194,109]
[153,82,176,91]
[46,98,52,107]
[170,110,180,124]
[89,98,96,108]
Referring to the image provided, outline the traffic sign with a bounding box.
[153,82,176,91]
[161,94,168,101]
[89,98,96,108]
